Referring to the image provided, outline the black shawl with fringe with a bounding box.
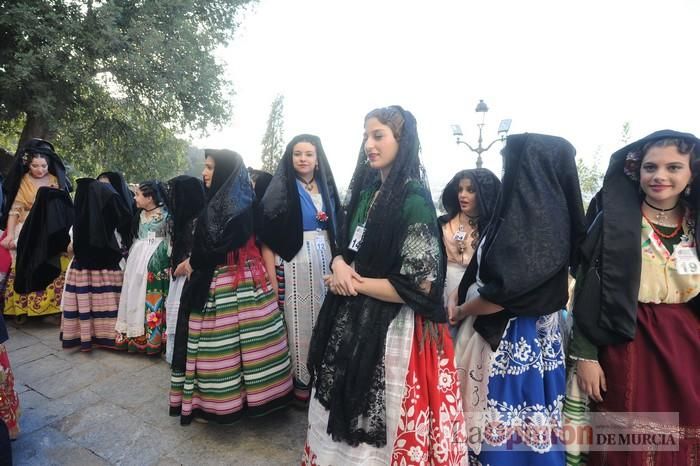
[258,134,342,261]
[458,133,587,350]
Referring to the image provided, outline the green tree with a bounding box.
[260,95,285,173]
[54,88,189,181]
[0,0,252,166]
[0,117,23,172]
[185,146,205,178]
[621,121,632,145]
[576,122,633,208]
[577,145,604,207]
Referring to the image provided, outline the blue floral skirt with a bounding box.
[473,313,566,466]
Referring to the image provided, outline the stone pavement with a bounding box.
[4,318,307,465]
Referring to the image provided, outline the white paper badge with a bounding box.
[348,225,365,252]
[676,244,700,275]
[315,235,326,251]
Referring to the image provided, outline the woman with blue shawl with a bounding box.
[258,134,342,403]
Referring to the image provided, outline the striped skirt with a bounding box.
[169,258,293,424]
[60,259,123,351]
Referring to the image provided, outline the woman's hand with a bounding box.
[575,359,607,402]
[173,258,193,279]
[447,289,462,325]
[0,234,15,250]
[324,256,363,296]
[267,274,279,302]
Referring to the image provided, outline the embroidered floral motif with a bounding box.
[392,350,468,466]
[490,314,564,378]
[147,311,160,329]
[437,369,454,393]
[482,395,565,453]
[478,314,566,457]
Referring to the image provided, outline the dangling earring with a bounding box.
[685,184,691,196]
[315,164,319,172]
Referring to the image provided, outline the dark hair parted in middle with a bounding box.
[138,180,166,207]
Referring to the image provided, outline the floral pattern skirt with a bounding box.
[303,309,468,466]
[115,242,169,355]
[2,255,68,318]
[0,344,20,439]
[470,314,566,466]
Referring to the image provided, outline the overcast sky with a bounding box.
[190,0,700,195]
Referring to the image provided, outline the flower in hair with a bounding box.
[623,151,641,181]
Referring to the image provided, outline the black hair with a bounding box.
[641,137,700,176]
[138,180,166,207]
[441,170,473,218]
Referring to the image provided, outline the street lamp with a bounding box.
[451,99,511,169]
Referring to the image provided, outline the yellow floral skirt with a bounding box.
[3,255,69,318]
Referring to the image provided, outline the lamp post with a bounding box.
[451,100,511,169]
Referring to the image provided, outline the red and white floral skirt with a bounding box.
[303,308,468,465]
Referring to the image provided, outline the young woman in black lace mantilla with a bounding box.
[303,106,468,466]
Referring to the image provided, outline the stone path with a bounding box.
[5,318,307,465]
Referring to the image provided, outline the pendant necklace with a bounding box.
[644,198,679,224]
[466,214,479,250]
[298,175,315,192]
[454,213,465,255]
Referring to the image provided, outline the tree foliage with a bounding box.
[185,146,205,178]
[54,88,189,182]
[260,94,285,173]
[0,90,189,182]
[620,121,632,145]
[576,122,632,208]
[576,150,604,207]
[0,0,253,174]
